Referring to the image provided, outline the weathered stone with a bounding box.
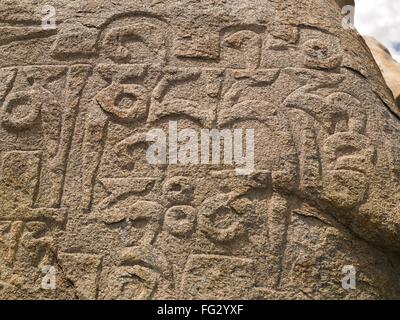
[0,0,399,300]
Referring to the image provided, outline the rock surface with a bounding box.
[0,0,399,300]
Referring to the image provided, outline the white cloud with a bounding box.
[355,0,400,61]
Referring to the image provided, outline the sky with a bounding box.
[354,0,400,62]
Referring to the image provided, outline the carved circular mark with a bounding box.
[302,39,342,70]
[1,90,41,131]
[95,83,148,122]
[162,176,194,204]
[164,205,196,237]
[199,194,243,243]
[304,40,329,59]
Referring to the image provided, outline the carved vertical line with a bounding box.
[50,65,92,207]
[81,104,109,211]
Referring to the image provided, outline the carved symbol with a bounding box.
[102,23,166,64]
[95,82,148,122]
[105,265,159,300]
[96,177,156,210]
[284,68,347,135]
[322,131,375,208]
[218,69,297,189]
[0,213,64,280]
[104,244,172,300]
[1,90,41,131]
[0,68,17,102]
[57,253,102,300]
[47,65,91,207]
[199,194,244,243]
[283,68,374,209]
[302,39,342,70]
[174,32,220,60]
[20,221,54,269]
[164,205,197,237]
[0,211,63,271]
[0,65,90,209]
[96,200,163,247]
[0,27,56,47]
[266,22,299,50]
[222,30,262,69]
[148,68,219,126]
[218,69,280,126]
[162,176,194,205]
[115,133,154,171]
[0,221,23,266]
[51,24,98,58]
[119,245,171,278]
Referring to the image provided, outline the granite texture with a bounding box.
[0,0,399,299]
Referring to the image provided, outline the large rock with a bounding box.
[336,0,355,8]
[364,36,400,106]
[0,0,399,300]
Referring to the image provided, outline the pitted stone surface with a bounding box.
[0,0,399,299]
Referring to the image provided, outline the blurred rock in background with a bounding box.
[335,0,400,105]
[364,36,400,106]
[336,0,354,7]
